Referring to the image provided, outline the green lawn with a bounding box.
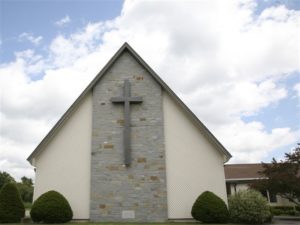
[3,223,241,225]
[76,224,238,225]
[99,223,244,225]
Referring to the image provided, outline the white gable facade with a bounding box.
[28,43,231,222]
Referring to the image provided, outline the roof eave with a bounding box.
[225,177,267,182]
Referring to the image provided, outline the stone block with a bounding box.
[103,144,114,149]
[137,157,146,163]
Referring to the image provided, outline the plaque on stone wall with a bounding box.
[122,210,135,219]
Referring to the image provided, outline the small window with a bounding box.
[269,192,277,203]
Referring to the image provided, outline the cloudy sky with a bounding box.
[0,0,299,180]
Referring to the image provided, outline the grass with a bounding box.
[1,222,238,225]
[3,223,242,225]
[99,223,244,225]
[88,224,238,225]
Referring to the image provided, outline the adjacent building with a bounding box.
[224,163,294,206]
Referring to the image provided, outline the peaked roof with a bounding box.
[27,42,232,164]
[224,164,265,180]
[225,163,300,181]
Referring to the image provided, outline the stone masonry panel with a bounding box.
[90,50,167,222]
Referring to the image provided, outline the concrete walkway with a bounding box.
[273,220,300,225]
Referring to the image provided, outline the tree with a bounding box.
[0,171,33,203]
[0,183,25,222]
[21,176,33,186]
[252,144,300,206]
[18,176,34,203]
[0,171,15,189]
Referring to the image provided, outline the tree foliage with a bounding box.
[0,183,25,223]
[0,171,15,189]
[0,171,33,203]
[21,176,33,186]
[20,176,33,203]
[252,144,300,206]
[17,176,34,203]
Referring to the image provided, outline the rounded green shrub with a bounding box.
[229,189,272,224]
[30,190,73,223]
[0,183,25,223]
[191,191,229,223]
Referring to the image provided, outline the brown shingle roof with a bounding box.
[224,163,266,180]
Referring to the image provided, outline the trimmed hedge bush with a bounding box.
[270,206,300,216]
[191,191,229,223]
[30,190,73,223]
[0,183,25,223]
[229,190,271,224]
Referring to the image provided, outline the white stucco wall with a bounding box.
[272,195,294,206]
[231,183,249,193]
[163,92,228,219]
[33,93,92,219]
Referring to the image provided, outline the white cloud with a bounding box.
[55,15,71,27]
[49,22,106,67]
[214,120,299,163]
[294,83,300,99]
[0,134,37,181]
[18,32,43,45]
[182,79,287,126]
[1,0,300,179]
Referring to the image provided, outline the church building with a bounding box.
[27,43,232,222]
